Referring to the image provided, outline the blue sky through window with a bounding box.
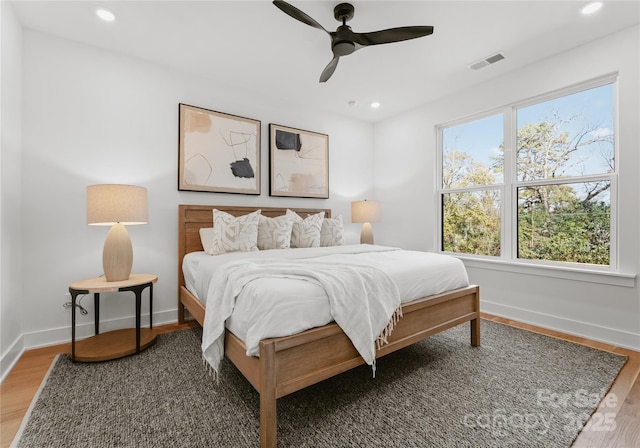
[442,114,503,185]
[442,83,614,184]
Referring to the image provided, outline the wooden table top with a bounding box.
[69,274,157,293]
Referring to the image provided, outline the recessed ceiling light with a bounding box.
[96,8,116,22]
[581,2,603,15]
[370,101,381,109]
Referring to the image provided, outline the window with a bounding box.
[441,114,503,256]
[438,77,616,268]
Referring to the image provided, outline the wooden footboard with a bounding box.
[177,204,480,448]
[179,283,480,447]
[253,285,479,448]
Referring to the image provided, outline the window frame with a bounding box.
[436,73,619,272]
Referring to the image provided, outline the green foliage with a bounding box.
[442,190,501,256]
[518,190,610,265]
[443,150,497,189]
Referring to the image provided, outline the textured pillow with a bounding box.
[320,214,344,247]
[207,209,261,255]
[286,209,325,248]
[258,214,294,250]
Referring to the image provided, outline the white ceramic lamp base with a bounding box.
[102,222,133,282]
[360,222,374,245]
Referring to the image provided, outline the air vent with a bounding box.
[468,52,505,70]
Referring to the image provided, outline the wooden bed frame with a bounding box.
[178,204,480,447]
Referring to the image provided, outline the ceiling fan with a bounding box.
[273,0,434,83]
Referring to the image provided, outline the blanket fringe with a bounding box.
[375,304,403,350]
[371,304,403,378]
[203,355,220,384]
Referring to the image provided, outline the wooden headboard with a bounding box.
[178,205,331,288]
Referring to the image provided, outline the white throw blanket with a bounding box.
[201,258,402,378]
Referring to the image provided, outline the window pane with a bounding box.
[442,190,501,256]
[442,114,503,188]
[517,181,610,265]
[516,84,614,182]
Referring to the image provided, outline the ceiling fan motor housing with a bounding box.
[333,24,357,56]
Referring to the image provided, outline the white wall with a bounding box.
[16,30,374,351]
[0,0,24,382]
[374,26,640,350]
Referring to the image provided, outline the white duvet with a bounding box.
[183,245,469,369]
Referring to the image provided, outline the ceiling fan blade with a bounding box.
[319,56,340,83]
[353,26,434,47]
[273,0,328,33]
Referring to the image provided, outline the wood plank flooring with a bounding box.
[1,316,638,447]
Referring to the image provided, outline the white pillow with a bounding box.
[286,209,324,248]
[258,214,294,250]
[199,227,214,252]
[320,214,344,247]
[207,209,261,255]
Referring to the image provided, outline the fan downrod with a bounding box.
[334,3,355,23]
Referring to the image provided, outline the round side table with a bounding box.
[68,274,158,362]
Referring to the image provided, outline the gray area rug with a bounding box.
[15,320,626,447]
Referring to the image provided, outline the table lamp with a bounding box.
[351,200,381,244]
[86,184,148,282]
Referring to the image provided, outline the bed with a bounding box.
[178,204,480,447]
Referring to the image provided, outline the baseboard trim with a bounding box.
[21,309,178,351]
[1,335,25,384]
[481,300,640,351]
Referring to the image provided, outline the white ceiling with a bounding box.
[11,0,640,122]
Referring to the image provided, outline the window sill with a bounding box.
[454,255,636,288]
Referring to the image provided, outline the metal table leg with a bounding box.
[94,293,100,335]
[69,288,89,362]
[119,282,152,354]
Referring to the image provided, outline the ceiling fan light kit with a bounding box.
[273,0,434,82]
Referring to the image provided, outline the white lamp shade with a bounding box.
[87,184,148,225]
[86,184,148,282]
[351,200,381,223]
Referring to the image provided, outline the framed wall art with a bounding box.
[269,123,329,198]
[178,103,260,195]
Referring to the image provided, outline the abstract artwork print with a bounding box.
[179,104,261,194]
[269,124,329,198]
